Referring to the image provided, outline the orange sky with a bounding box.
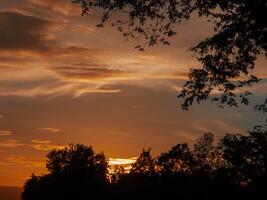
[0,0,266,186]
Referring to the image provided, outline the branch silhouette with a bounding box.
[73,0,267,110]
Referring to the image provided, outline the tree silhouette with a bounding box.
[22,144,108,200]
[110,165,125,183]
[114,149,158,200]
[73,0,266,109]
[22,129,267,200]
[130,148,155,176]
[220,126,267,185]
[193,132,220,174]
[158,143,194,175]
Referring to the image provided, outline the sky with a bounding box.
[0,0,266,186]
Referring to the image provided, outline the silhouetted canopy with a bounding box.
[22,127,267,200]
[73,0,267,109]
[22,144,108,200]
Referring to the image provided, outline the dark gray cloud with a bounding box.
[0,11,54,52]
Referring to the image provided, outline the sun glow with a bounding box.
[109,158,137,165]
[108,158,137,174]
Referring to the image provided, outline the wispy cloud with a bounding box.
[30,143,64,151]
[4,155,44,167]
[24,0,81,16]
[54,66,129,81]
[30,139,64,151]
[0,10,188,98]
[38,127,60,133]
[32,139,52,144]
[0,139,23,148]
[0,130,12,136]
[0,138,64,151]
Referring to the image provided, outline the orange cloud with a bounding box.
[38,127,60,133]
[31,140,52,144]
[0,130,12,136]
[0,137,64,152]
[4,156,44,167]
[0,139,23,148]
[54,66,129,81]
[30,143,65,151]
[25,0,81,16]
[0,11,190,98]
[30,140,65,151]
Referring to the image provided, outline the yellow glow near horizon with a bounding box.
[108,158,137,174]
[109,158,137,166]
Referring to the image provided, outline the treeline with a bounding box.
[22,127,267,200]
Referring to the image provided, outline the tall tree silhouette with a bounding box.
[73,0,266,109]
[193,132,219,174]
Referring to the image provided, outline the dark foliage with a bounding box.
[73,0,266,109]
[22,144,108,200]
[22,127,267,200]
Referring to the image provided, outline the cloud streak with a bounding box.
[4,156,44,167]
[30,139,65,151]
[54,66,129,81]
[0,139,23,148]
[38,127,60,133]
[0,138,64,151]
[30,143,65,151]
[0,130,12,136]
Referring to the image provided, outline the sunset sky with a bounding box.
[0,0,266,186]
